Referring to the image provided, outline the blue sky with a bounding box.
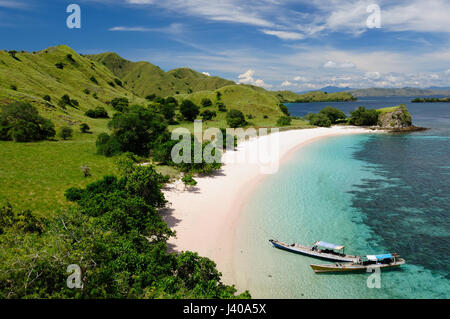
[1,0,449,91]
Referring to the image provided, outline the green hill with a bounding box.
[86,52,235,98]
[0,45,144,129]
[273,90,357,102]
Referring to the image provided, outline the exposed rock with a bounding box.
[376,104,427,132]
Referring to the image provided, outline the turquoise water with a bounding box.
[233,98,450,298]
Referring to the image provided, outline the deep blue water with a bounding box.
[233,97,450,298]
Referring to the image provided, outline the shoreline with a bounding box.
[160,126,378,290]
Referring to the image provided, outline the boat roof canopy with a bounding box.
[314,241,345,251]
[366,254,393,261]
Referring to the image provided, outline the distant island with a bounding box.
[273,90,357,103]
[347,87,450,97]
[411,97,450,103]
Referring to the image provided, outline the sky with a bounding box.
[0,0,449,91]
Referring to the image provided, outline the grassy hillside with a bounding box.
[0,45,145,129]
[87,52,235,98]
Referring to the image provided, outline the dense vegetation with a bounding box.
[0,159,250,298]
[411,97,450,103]
[348,107,380,126]
[0,102,55,142]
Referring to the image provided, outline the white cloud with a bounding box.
[323,60,355,69]
[261,30,304,40]
[365,71,381,79]
[109,23,183,34]
[0,1,27,9]
[237,69,272,88]
[293,76,307,82]
[202,72,211,76]
[281,80,292,87]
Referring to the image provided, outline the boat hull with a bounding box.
[310,259,405,273]
[269,239,359,263]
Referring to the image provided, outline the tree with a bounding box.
[43,95,51,102]
[110,97,129,112]
[85,107,108,118]
[0,101,55,142]
[180,100,199,122]
[161,102,176,123]
[58,94,72,108]
[349,107,379,126]
[309,113,331,127]
[145,94,157,101]
[80,123,90,133]
[216,102,227,112]
[59,126,73,140]
[226,109,247,128]
[97,105,168,156]
[55,62,64,69]
[319,106,347,124]
[279,104,290,116]
[90,76,98,85]
[201,110,216,121]
[277,116,291,126]
[201,98,213,107]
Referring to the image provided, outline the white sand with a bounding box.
[161,126,374,286]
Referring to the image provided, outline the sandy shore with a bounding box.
[161,126,374,287]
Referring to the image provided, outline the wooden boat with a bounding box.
[310,254,405,273]
[269,239,359,262]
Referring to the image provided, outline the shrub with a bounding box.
[180,100,200,122]
[110,97,129,112]
[309,113,331,127]
[182,173,197,188]
[10,84,17,91]
[58,94,72,108]
[0,101,55,142]
[55,62,64,69]
[145,94,157,101]
[114,78,123,87]
[263,115,269,119]
[247,114,254,119]
[43,95,51,102]
[90,76,98,84]
[201,98,213,107]
[80,123,90,133]
[226,109,247,128]
[59,126,73,140]
[66,54,75,63]
[349,107,379,126]
[216,101,227,112]
[279,103,290,116]
[319,106,347,124]
[277,116,292,126]
[201,110,217,121]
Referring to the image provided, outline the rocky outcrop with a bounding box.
[376,105,427,132]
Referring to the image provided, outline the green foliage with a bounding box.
[279,103,290,116]
[0,101,56,142]
[85,106,109,118]
[182,173,197,187]
[319,106,347,124]
[216,101,227,112]
[349,107,380,126]
[180,100,200,122]
[110,97,129,112]
[55,62,64,69]
[412,97,450,103]
[276,116,292,126]
[201,98,213,107]
[145,94,157,101]
[43,95,51,102]
[10,84,17,91]
[97,105,168,157]
[90,76,98,85]
[201,110,217,121]
[79,123,90,133]
[59,126,73,140]
[309,113,332,127]
[58,94,77,109]
[0,202,45,235]
[226,109,247,128]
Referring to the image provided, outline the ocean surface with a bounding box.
[232,97,450,298]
